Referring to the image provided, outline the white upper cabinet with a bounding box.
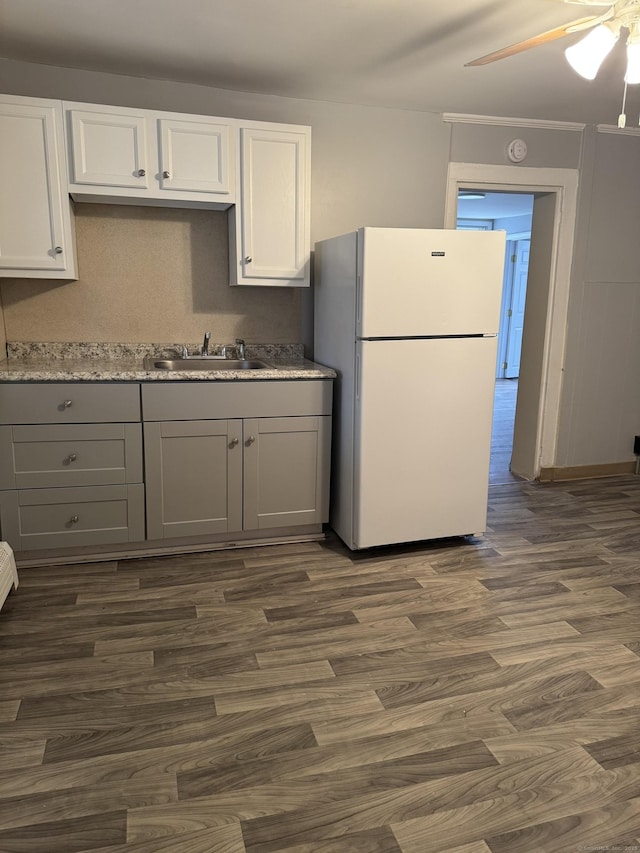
[230,125,311,287]
[158,118,230,195]
[0,96,77,279]
[1,95,311,286]
[64,102,235,206]
[69,109,148,190]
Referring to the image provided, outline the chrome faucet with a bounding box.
[201,331,211,356]
[235,338,246,359]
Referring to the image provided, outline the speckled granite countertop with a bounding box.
[0,343,336,382]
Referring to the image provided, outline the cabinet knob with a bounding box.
[244,256,252,264]
[246,435,256,446]
[63,400,73,408]
[69,515,79,524]
[163,170,170,178]
[66,453,77,464]
[229,437,239,447]
[137,168,146,177]
[54,246,63,254]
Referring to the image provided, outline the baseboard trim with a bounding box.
[15,525,325,568]
[539,461,637,482]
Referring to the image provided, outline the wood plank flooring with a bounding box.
[2,475,640,851]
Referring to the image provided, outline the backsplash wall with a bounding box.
[0,203,302,347]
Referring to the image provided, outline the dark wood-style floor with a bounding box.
[3,475,640,852]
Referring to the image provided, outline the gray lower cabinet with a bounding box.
[141,381,332,541]
[144,419,243,539]
[243,416,330,530]
[144,415,330,539]
[0,383,144,552]
[0,379,332,553]
[0,484,145,550]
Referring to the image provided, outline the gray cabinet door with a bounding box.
[243,416,330,530]
[144,420,242,540]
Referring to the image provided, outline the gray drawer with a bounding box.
[0,484,145,551]
[142,380,332,421]
[0,423,142,489]
[0,383,141,424]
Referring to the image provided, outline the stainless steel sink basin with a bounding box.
[144,356,271,371]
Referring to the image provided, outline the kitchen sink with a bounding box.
[143,356,271,371]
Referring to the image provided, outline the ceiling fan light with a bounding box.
[626,42,640,84]
[565,24,618,80]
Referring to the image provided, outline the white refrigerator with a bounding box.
[314,226,506,550]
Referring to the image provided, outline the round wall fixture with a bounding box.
[507,138,528,163]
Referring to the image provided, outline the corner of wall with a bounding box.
[0,284,7,360]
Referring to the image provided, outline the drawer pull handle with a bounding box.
[69,515,79,525]
[63,400,73,408]
[229,437,239,447]
[246,435,256,446]
[66,453,78,464]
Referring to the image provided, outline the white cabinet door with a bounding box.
[231,125,310,287]
[68,108,148,189]
[158,118,232,195]
[0,97,76,279]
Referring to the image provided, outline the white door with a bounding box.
[0,101,70,272]
[238,127,309,283]
[69,109,148,189]
[353,336,497,549]
[504,239,529,379]
[357,228,506,338]
[158,118,232,195]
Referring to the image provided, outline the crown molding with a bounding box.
[442,113,586,132]
[597,123,640,135]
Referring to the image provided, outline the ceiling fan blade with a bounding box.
[465,15,601,66]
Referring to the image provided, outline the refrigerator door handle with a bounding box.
[356,352,361,400]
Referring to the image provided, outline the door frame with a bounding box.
[444,163,579,478]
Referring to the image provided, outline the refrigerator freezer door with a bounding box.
[353,337,498,549]
[357,227,506,338]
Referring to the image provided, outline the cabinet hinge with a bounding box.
[507,308,512,317]
[511,254,517,263]
[503,361,508,369]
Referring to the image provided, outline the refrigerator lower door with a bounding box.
[353,336,498,549]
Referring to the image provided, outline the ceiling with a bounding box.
[0,0,636,126]
[457,192,535,221]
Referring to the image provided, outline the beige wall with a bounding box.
[0,59,450,349]
[1,204,301,345]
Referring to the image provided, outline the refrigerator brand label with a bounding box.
[431,251,446,256]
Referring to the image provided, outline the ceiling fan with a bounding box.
[467,0,640,75]
[466,0,640,124]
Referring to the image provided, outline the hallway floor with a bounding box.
[490,378,520,486]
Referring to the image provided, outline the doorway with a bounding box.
[445,162,579,481]
[457,190,533,483]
